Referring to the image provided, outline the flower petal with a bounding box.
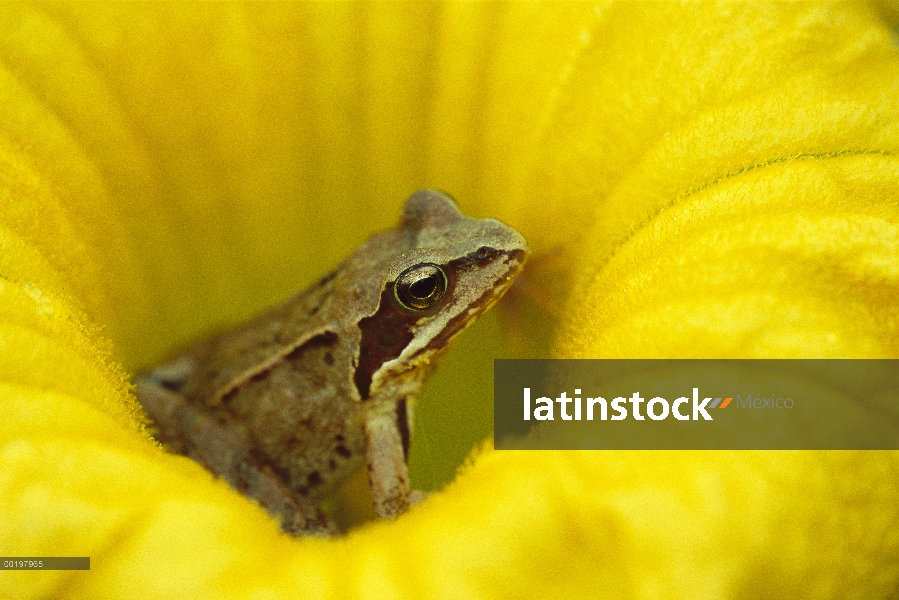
[1,3,898,600]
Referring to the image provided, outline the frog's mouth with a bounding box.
[353,246,526,401]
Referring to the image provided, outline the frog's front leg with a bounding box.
[135,371,338,536]
[363,397,415,518]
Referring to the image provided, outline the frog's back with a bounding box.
[175,227,401,407]
[212,322,368,500]
[179,269,342,406]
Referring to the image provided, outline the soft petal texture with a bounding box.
[1,2,898,600]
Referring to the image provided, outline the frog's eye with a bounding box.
[393,263,448,311]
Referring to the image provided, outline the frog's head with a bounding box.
[355,189,527,402]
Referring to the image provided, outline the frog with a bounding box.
[134,189,528,536]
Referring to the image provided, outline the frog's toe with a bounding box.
[409,489,430,507]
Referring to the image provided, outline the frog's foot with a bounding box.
[408,489,430,507]
[254,465,338,537]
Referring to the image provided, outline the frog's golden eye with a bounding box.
[393,263,448,311]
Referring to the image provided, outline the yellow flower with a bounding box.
[1,2,898,599]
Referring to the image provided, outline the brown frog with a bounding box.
[134,190,527,535]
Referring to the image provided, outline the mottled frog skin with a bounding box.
[134,190,527,535]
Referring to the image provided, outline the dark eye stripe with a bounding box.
[353,284,419,400]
